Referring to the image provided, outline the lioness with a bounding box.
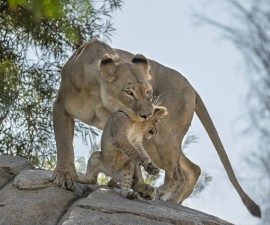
[76,105,167,200]
[51,39,261,217]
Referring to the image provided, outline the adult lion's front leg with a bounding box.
[50,100,77,189]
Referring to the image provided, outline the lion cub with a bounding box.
[77,106,167,199]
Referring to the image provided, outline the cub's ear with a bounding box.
[99,54,117,83]
[132,54,151,80]
[153,106,168,119]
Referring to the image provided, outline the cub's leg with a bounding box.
[132,164,156,200]
[76,151,106,184]
[143,161,160,175]
[119,162,139,200]
[123,144,160,176]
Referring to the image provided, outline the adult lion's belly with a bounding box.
[64,94,106,129]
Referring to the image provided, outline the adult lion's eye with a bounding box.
[125,90,133,96]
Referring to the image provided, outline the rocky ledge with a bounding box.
[0,155,233,225]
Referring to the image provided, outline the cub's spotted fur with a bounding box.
[77,106,167,199]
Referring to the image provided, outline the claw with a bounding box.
[51,165,76,190]
[139,185,156,200]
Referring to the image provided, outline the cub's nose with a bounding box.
[149,128,157,135]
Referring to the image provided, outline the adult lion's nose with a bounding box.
[139,113,152,120]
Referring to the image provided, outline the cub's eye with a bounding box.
[146,90,153,96]
[125,90,133,96]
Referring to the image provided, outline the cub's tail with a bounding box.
[75,172,96,184]
[195,92,261,218]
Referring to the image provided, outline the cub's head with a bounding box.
[99,53,154,122]
[144,106,168,139]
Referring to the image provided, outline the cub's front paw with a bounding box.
[50,164,77,190]
[127,191,140,200]
[144,162,160,175]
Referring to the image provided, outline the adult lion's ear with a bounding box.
[132,54,151,80]
[153,106,168,119]
[99,54,117,82]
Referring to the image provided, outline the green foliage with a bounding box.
[0,0,122,168]
[75,156,87,173]
[191,171,212,198]
[182,132,199,151]
[142,167,161,186]
[97,173,109,185]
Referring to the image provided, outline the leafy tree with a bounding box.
[191,171,212,198]
[194,0,269,222]
[0,0,122,168]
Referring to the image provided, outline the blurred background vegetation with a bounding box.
[0,0,122,168]
[194,0,270,223]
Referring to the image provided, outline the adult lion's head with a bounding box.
[99,53,154,122]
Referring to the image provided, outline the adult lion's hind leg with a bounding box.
[169,153,201,203]
[155,139,182,201]
[51,100,77,190]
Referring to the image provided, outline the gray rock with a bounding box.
[60,188,233,225]
[13,169,94,195]
[0,157,94,225]
[0,182,78,225]
[0,155,233,225]
[0,155,34,189]
[14,169,54,190]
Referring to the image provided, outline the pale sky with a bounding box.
[75,1,261,224]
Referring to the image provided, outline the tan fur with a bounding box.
[76,106,168,200]
[51,39,261,217]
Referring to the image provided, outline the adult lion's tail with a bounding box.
[195,92,261,218]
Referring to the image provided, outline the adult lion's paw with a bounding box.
[107,179,120,188]
[139,185,156,200]
[50,164,77,190]
[156,189,171,201]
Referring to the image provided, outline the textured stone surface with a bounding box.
[0,183,77,225]
[0,169,93,225]
[0,155,34,189]
[13,169,54,190]
[0,155,233,225]
[60,188,232,225]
